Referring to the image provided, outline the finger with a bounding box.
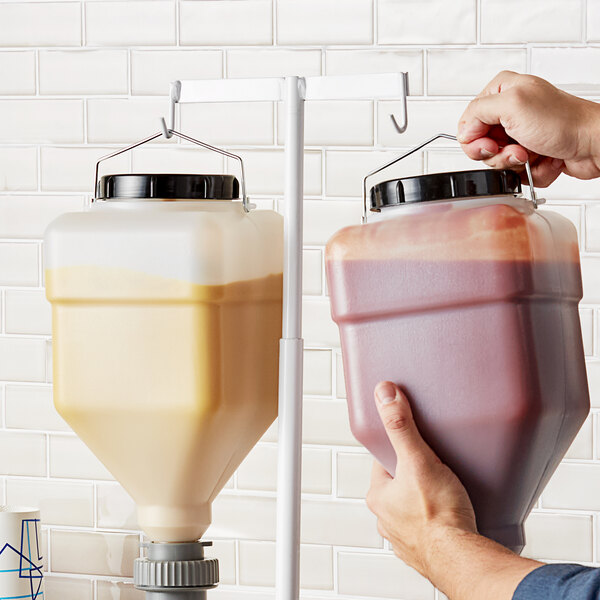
[457,92,514,144]
[480,143,529,169]
[460,137,500,161]
[373,381,437,464]
[527,156,563,188]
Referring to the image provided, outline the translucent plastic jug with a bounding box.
[45,171,283,543]
[325,160,589,553]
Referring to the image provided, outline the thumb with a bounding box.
[374,381,435,463]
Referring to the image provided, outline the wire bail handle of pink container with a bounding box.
[361,132,540,224]
[93,122,251,212]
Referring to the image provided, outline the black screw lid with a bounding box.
[96,174,239,201]
[370,169,522,211]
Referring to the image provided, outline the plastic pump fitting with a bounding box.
[134,541,219,599]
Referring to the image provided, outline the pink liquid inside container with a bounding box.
[325,168,589,553]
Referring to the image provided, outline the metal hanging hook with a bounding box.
[93,124,252,212]
[362,133,541,224]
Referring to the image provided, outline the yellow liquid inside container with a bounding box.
[47,266,283,542]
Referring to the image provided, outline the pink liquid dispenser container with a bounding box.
[325,155,589,554]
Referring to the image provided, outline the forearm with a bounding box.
[423,527,542,600]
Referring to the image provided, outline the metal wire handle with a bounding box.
[361,132,539,224]
[93,123,250,212]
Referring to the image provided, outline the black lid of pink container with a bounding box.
[370,169,522,211]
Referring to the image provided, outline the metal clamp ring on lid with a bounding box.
[93,124,250,212]
[361,132,540,224]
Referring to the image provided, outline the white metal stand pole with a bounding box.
[276,75,305,600]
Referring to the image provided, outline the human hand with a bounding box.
[366,381,477,579]
[458,71,600,187]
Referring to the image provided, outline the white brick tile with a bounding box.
[0,3,81,47]
[277,0,372,45]
[236,444,331,494]
[85,1,176,46]
[0,431,46,476]
[586,204,600,251]
[531,48,600,93]
[587,361,600,408]
[303,200,362,246]
[132,146,224,176]
[97,581,143,600]
[278,101,373,147]
[589,0,600,41]
[544,172,600,199]
[303,249,323,296]
[227,50,321,79]
[426,149,484,173]
[96,483,138,530]
[581,258,600,303]
[45,576,93,600]
[326,150,423,198]
[180,103,274,146]
[45,339,52,384]
[49,435,114,481]
[132,50,222,96]
[239,541,333,589]
[0,338,46,382]
[226,150,321,197]
[336,353,346,399]
[87,99,170,144]
[338,552,435,598]
[0,147,38,191]
[301,499,380,547]
[39,50,128,95]
[481,0,583,43]
[523,512,593,562]
[303,399,358,446]
[209,494,276,541]
[543,463,600,510]
[5,290,51,335]
[565,416,593,459]
[0,196,85,239]
[337,452,372,499]
[6,478,93,527]
[304,349,332,396]
[41,146,129,193]
[427,49,527,96]
[378,100,468,147]
[181,1,272,46]
[378,0,476,44]
[302,298,340,348]
[0,100,84,144]
[210,540,236,585]
[326,50,423,95]
[0,243,39,286]
[580,308,594,356]
[5,384,69,432]
[0,52,35,94]
[51,530,139,577]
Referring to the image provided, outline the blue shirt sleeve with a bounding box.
[514,564,600,599]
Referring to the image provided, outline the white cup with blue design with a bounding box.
[0,507,44,600]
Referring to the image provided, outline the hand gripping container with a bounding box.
[44,134,283,546]
[325,136,589,554]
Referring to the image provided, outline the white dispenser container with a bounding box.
[45,170,283,544]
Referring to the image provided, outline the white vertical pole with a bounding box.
[276,76,305,600]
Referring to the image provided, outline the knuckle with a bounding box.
[382,410,412,433]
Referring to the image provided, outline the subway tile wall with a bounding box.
[0,1,599,598]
